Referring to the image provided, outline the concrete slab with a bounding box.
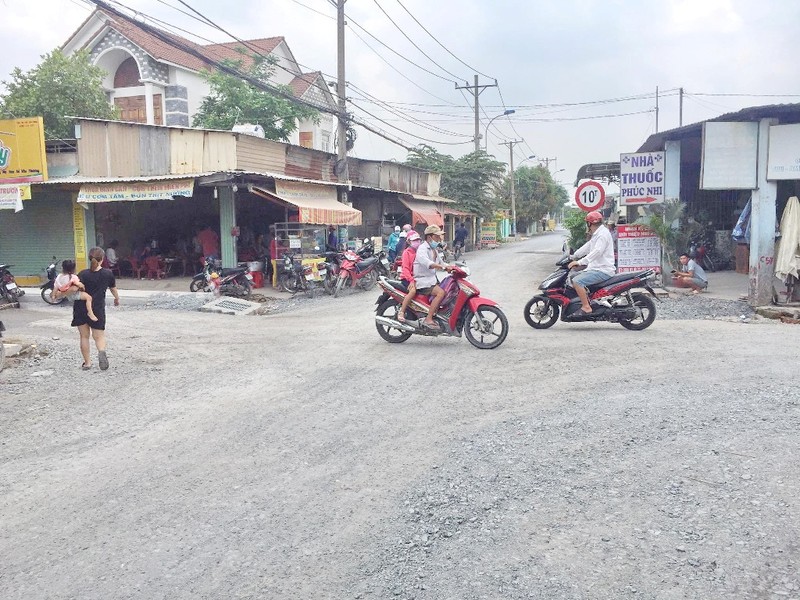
[2,343,23,357]
[198,296,264,316]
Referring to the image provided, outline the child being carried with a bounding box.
[54,259,98,322]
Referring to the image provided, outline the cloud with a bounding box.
[668,0,743,34]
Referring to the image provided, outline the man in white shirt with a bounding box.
[412,225,452,331]
[567,211,616,316]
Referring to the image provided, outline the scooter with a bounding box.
[523,256,659,330]
[0,264,24,303]
[279,252,327,297]
[40,257,67,305]
[333,240,380,297]
[374,265,509,349]
[190,257,253,296]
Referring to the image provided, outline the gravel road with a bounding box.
[1,233,797,599]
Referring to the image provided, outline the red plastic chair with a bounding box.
[127,258,146,279]
[144,255,166,279]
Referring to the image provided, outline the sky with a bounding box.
[2,0,800,198]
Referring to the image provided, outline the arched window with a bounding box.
[114,57,141,88]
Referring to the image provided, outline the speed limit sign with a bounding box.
[575,181,605,212]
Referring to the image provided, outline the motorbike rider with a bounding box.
[413,225,453,331]
[567,210,616,316]
[454,221,468,253]
[387,226,401,262]
[396,230,421,323]
[394,224,413,258]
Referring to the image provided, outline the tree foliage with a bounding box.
[495,165,569,232]
[0,49,116,140]
[193,50,318,141]
[404,145,506,218]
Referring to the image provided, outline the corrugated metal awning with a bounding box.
[251,186,361,225]
[399,196,443,227]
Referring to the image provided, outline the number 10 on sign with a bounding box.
[575,180,605,212]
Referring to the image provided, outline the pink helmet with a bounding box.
[585,210,603,224]
[406,230,421,242]
[402,224,412,232]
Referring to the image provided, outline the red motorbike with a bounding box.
[524,256,658,330]
[374,266,509,349]
[333,244,380,297]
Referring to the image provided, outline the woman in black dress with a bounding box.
[72,247,120,370]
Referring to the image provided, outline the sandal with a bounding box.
[81,363,91,371]
[422,321,441,332]
[98,350,109,371]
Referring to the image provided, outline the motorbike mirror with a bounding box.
[314,246,320,251]
[364,238,370,244]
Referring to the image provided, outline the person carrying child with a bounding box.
[54,259,98,322]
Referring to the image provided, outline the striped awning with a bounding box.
[399,196,443,228]
[252,185,361,225]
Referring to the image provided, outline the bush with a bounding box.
[563,210,588,253]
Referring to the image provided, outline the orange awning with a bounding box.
[399,196,443,227]
[252,186,361,225]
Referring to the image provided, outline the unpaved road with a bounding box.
[1,233,798,600]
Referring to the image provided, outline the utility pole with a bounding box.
[456,75,498,153]
[336,0,349,204]
[501,140,523,237]
[655,86,659,133]
[538,157,557,171]
[679,87,684,127]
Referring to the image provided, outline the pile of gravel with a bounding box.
[656,294,754,321]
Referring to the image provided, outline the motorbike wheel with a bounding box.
[465,305,509,349]
[454,245,463,261]
[323,271,336,295]
[239,280,252,297]
[523,296,559,329]
[619,293,657,331]
[333,273,349,298]
[359,270,377,291]
[41,287,67,305]
[189,277,206,292]
[375,299,413,344]
[280,273,299,294]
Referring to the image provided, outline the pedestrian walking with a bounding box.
[71,247,120,371]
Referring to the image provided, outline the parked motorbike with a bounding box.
[374,265,509,349]
[190,257,253,296]
[333,240,380,298]
[319,251,343,295]
[523,256,658,330]
[279,252,327,297]
[40,257,67,305]
[0,264,24,303]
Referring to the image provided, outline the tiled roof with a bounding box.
[88,9,284,74]
[289,72,321,98]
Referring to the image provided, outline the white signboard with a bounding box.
[0,184,23,212]
[620,152,665,205]
[767,123,800,180]
[700,121,758,189]
[77,179,194,203]
[616,224,661,273]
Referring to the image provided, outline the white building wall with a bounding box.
[171,68,211,123]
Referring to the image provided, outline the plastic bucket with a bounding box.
[251,271,264,288]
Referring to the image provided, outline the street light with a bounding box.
[484,109,515,152]
[518,154,536,167]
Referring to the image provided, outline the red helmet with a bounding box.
[585,210,603,224]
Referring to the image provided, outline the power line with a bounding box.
[345,13,456,84]
[371,0,466,82]
[394,0,492,80]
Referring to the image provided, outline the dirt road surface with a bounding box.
[2,233,798,599]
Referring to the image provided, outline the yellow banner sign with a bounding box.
[0,117,48,183]
[77,179,195,203]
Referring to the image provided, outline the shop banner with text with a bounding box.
[0,117,48,183]
[0,184,23,211]
[620,152,665,205]
[77,179,195,203]
[617,224,661,273]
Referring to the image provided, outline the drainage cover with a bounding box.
[199,296,263,316]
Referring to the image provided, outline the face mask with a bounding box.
[429,241,440,248]
[410,240,421,249]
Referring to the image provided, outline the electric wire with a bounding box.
[371,0,466,82]
[394,0,493,80]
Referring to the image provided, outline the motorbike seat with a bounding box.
[219,267,247,276]
[586,271,644,291]
[355,256,378,272]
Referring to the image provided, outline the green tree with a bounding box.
[193,50,318,140]
[405,146,506,218]
[496,165,568,232]
[0,49,116,140]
